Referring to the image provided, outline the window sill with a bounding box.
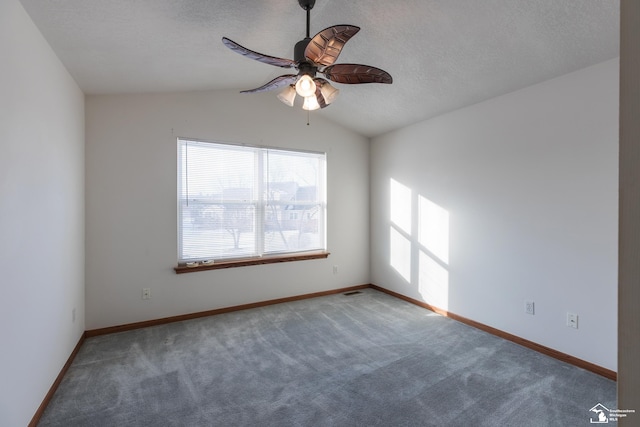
[174,251,330,274]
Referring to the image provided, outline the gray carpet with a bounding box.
[38,289,616,426]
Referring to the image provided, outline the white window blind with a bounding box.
[178,138,326,263]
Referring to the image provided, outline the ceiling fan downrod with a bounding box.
[295,0,316,65]
[298,0,316,38]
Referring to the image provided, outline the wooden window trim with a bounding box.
[174,251,330,274]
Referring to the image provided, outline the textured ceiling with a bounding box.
[19,0,619,137]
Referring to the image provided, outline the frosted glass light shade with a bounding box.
[295,75,317,97]
[277,86,296,107]
[320,82,339,104]
[302,95,321,111]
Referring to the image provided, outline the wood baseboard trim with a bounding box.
[86,284,371,337]
[28,332,86,427]
[369,284,617,381]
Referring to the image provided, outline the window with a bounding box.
[177,138,327,269]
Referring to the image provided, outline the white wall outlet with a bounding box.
[333,265,338,274]
[567,312,578,329]
[142,288,151,300]
[525,301,535,315]
[72,307,76,323]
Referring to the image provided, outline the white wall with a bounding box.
[370,59,619,370]
[0,1,85,425]
[85,90,369,329]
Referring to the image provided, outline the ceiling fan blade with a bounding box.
[305,25,360,66]
[322,64,393,84]
[240,75,298,94]
[222,37,296,69]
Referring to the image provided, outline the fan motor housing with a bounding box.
[294,38,311,63]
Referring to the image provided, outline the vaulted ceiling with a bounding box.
[20,0,619,137]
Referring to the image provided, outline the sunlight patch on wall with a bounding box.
[419,196,449,264]
[389,178,413,283]
[390,227,411,282]
[419,250,449,310]
[390,178,412,234]
[388,179,451,298]
[418,196,450,310]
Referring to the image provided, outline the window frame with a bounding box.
[175,138,329,273]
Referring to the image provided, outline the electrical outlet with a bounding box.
[142,288,151,300]
[72,308,76,323]
[567,312,578,329]
[525,301,535,315]
[333,265,338,274]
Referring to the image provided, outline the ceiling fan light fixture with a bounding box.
[295,74,317,97]
[302,95,321,111]
[222,0,393,116]
[319,81,339,105]
[277,85,297,107]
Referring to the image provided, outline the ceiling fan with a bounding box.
[222,0,392,111]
